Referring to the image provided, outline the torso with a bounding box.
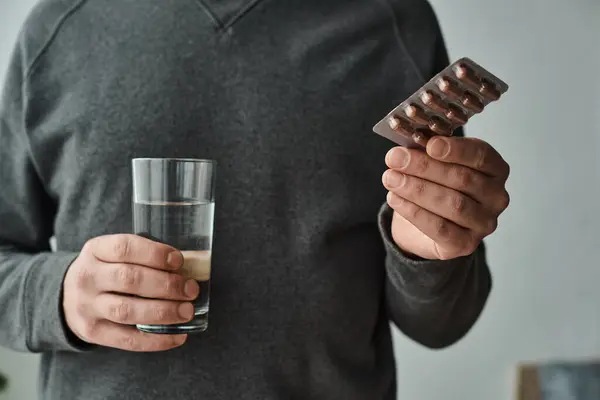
[27,0,441,398]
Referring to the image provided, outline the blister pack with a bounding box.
[372,57,509,149]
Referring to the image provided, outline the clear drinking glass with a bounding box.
[132,158,216,334]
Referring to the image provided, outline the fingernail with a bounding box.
[429,138,449,158]
[384,170,406,189]
[386,147,410,169]
[184,279,200,299]
[167,251,183,269]
[178,303,194,320]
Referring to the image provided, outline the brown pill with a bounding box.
[419,91,448,114]
[436,77,463,101]
[403,104,429,125]
[479,78,501,101]
[460,91,484,113]
[413,128,434,147]
[445,104,468,125]
[388,115,415,139]
[454,64,481,89]
[428,116,452,136]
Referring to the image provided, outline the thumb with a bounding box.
[391,212,440,260]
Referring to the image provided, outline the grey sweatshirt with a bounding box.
[0,0,492,399]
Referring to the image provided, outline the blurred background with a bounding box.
[0,0,599,399]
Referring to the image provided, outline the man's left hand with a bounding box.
[382,136,510,260]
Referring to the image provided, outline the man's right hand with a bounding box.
[63,234,200,352]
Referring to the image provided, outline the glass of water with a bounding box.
[131,158,216,334]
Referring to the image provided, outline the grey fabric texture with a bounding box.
[0,0,492,398]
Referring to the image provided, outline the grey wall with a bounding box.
[0,1,599,399]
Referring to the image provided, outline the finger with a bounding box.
[385,146,496,204]
[95,263,200,301]
[426,136,510,179]
[81,319,187,352]
[492,189,511,216]
[382,170,497,236]
[95,293,195,325]
[386,192,479,257]
[86,234,183,271]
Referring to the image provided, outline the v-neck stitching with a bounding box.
[194,0,267,32]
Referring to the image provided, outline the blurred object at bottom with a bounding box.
[0,371,6,393]
[517,359,600,400]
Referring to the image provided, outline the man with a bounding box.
[0,0,509,399]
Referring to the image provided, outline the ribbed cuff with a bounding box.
[24,252,94,352]
[377,203,479,298]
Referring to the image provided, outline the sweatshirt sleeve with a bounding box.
[377,6,492,349]
[378,204,492,349]
[0,37,88,353]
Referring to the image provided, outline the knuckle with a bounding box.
[108,300,133,322]
[413,155,429,174]
[152,306,167,322]
[75,300,90,318]
[453,167,473,190]
[112,236,132,260]
[73,266,93,290]
[390,191,421,221]
[163,274,183,297]
[502,161,511,179]
[475,144,489,170]
[78,321,98,342]
[115,264,141,290]
[463,239,480,256]
[150,246,169,266]
[151,305,173,322]
[411,179,427,196]
[406,202,422,220]
[485,218,499,236]
[449,194,467,216]
[497,190,510,211]
[434,219,451,241]
[121,335,141,351]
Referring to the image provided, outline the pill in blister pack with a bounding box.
[372,57,509,149]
